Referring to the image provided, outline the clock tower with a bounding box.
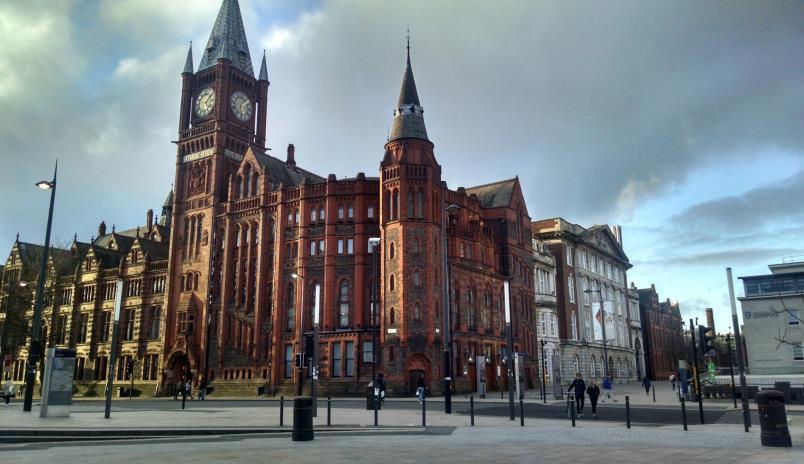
[164,0,269,382]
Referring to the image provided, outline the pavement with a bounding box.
[1,380,802,462]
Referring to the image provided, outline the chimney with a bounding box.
[705,308,715,332]
[146,209,154,230]
[98,220,107,237]
[286,143,296,166]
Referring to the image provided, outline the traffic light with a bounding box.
[699,325,715,356]
[294,352,305,369]
[126,359,134,376]
[304,335,315,361]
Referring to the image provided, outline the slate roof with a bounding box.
[258,51,268,82]
[253,150,325,188]
[197,0,254,77]
[465,178,517,209]
[389,46,428,142]
[183,43,194,74]
[137,238,169,261]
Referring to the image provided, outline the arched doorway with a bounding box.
[166,352,191,396]
[404,354,431,395]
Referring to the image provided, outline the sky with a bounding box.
[1,0,802,333]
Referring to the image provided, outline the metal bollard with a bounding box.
[470,396,475,426]
[327,397,331,426]
[501,389,504,399]
[626,395,631,429]
[422,396,426,427]
[520,398,524,427]
[374,397,378,427]
[681,397,688,431]
[181,393,186,410]
[280,396,284,427]
[652,385,656,403]
[571,397,576,427]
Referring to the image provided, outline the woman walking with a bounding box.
[586,380,600,418]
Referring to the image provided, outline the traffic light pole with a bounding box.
[689,319,704,424]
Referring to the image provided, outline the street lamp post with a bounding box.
[311,283,320,416]
[584,289,609,378]
[441,202,460,414]
[368,238,381,389]
[503,280,515,420]
[291,272,305,397]
[23,161,58,412]
[726,267,751,432]
[540,339,547,403]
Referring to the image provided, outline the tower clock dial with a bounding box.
[195,87,215,117]
[230,91,253,121]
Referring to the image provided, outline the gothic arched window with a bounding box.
[338,280,350,328]
[286,283,296,330]
[416,189,424,219]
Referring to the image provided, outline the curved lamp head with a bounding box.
[36,181,54,190]
[291,273,302,280]
[18,281,28,288]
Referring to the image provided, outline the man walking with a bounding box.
[669,373,676,391]
[3,379,14,406]
[601,374,614,403]
[416,374,426,404]
[568,373,587,417]
[642,376,651,396]
[586,379,600,418]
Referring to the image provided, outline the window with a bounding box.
[368,205,374,220]
[94,356,108,381]
[389,242,395,259]
[123,308,136,341]
[178,311,195,336]
[338,280,350,327]
[390,307,395,325]
[347,204,354,219]
[338,204,345,219]
[416,189,424,219]
[148,307,161,339]
[407,191,415,219]
[287,212,293,226]
[568,274,576,303]
[414,302,422,320]
[347,238,354,255]
[142,354,159,380]
[76,313,88,344]
[311,208,317,222]
[571,312,578,340]
[332,342,342,377]
[99,311,111,342]
[789,310,801,326]
[310,241,317,256]
[284,346,294,378]
[318,240,325,254]
[319,207,325,222]
[389,274,395,292]
[566,245,573,266]
[412,237,420,254]
[345,341,355,377]
[116,355,133,381]
[363,341,374,363]
[55,315,67,345]
[286,283,296,329]
[413,270,421,287]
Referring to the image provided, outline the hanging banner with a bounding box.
[604,302,615,341]
[593,302,604,340]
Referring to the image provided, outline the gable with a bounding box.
[584,226,629,263]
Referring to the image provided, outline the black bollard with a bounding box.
[681,397,688,431]
[181,392,186,410]
[374,397,378,427]
[626,395,631,429]
[501,389,504,399]
[422,396,426,427]
[327,397,331,426]
[291,397,314,441]
[520,398,524,427]
[470,395,475,426]
[652,385,656,403]
[571,398,576,427]
[280,396,284,427]
[757,390,792,447]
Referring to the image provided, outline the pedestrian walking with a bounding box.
[198,377,208,401]
[601,374,614,403]
[669,373,676,391]
[184,380,193,400]
[568,373,586,417]
[416,374,425,404]
[642,376,651,395]
[3,379,14,406]
[586,380,600,418]
[173,379,182,401]
[375,373,387,404]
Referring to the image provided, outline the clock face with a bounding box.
[230,91,253,121]
[195,87,215,117]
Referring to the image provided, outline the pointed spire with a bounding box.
[258,50,269,81]
[183,41,194,74]
[15,232,19,243]
[198,0,254,76]
[389,32,427,142]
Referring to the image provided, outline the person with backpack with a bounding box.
[586,379,601,418]
[567,373,587,417]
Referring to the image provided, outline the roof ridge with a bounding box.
[465,177,517,191]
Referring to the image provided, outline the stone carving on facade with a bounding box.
[188,161,207,196]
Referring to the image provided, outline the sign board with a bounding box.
[40,348,76,418]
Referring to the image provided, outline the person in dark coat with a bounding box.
[568,373,587,417]
[376,373,387,403]
[586,380,601,418]
[416,374,426,404]
[642,376,652,395]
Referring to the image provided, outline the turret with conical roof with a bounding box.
[389,36,428,143]
[183,42,194,74]
[197,0,254,76]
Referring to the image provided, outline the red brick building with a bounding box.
[162,0,537,395]
[637,285,684,380]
